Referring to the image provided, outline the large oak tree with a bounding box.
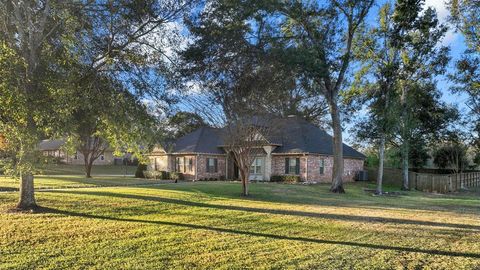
[0,0,195,210]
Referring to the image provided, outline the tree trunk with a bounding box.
[240,168,249,196]
[329,99,345,193]
[400,85,409,190]
[17,173,37,210]
[85,160,94,178]
[376,134,385,195]
[242,177,249,196]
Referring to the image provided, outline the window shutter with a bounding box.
[206,158,210,173]
[214,158,218,173]
[295,158,300,175]
[285,158,289,174]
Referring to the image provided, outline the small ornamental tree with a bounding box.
[221,115,276,196]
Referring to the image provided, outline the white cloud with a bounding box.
[424,0,449,22]
[423,0,459,45]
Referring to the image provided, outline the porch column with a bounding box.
[263,146,274,181]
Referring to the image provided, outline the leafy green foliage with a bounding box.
[433,145,468,172]
[180,0,328,124]
[449,0,480,52]
[135,164,148,178]
[167,112,206,139]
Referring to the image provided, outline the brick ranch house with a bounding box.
[147,116,366,183]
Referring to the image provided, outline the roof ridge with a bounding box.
[193,126,206,153]
[298,120,309,152]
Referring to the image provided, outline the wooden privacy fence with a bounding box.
[367,168,480,193]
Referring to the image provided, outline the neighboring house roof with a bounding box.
[167,116,365,159]
[38,139,65,151]
[38,138,115,152]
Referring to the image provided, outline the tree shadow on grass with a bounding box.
[36,206,480,259]
[137,182,480,215]
[0,187,18,192]
[48,190,480,232]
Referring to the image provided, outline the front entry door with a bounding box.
[249,157,264,181]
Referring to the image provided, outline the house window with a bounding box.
[188,158,193,172]
[319,159,325,175]
[100,155,104,161]
[250,157,263,175]
[74,151,78,160]
[206,158,218,173]
[176,157,186,173]
[285,158,300,175]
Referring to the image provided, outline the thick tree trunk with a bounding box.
[329,99,345,193]
[17,173,37,210]
[376,135,385,195]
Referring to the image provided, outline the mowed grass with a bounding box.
[40,164,137,175]
[1,180,480,269]
[0,175,167,191]
[0,165,142,191]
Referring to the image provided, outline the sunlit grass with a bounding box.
[1,180,479,269]
[40,164,137,175]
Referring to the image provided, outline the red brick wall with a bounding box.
[273,154,364,183]
[272,155,308,181]
[343,158,365,181]
[306,155,334,183]
[196,155,226,180]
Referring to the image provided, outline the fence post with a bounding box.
[460,173,464,189]
[415,173,418,190]
[448,175,452,192]
[431,174,434,192]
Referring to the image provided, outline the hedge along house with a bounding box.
[147,116,366,182]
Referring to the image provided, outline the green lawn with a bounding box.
[1,180,479,269]
[40,164,137,175]
[0,175,167,191]
[0,164,142,191]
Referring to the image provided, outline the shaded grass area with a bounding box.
[1,181,479,269]
[0,175,166,191]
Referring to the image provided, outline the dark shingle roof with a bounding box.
[170,117,365,159]
[173,126,224,154]
[271,116,365,158]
